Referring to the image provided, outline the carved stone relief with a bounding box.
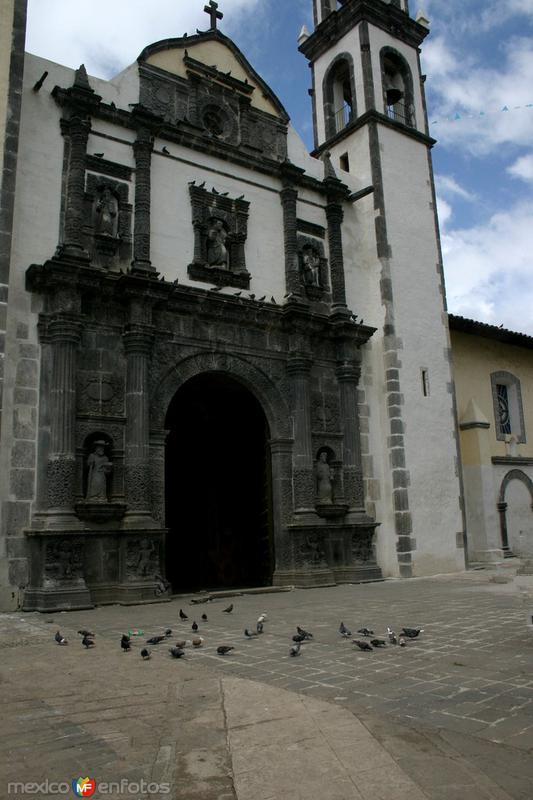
[77,371,124,416]
[351,529,376,565]
[188,184,250,288]
[125,537,160,581]
[44,537,84,586]
[297,233,329,300]
[83,174,132,269]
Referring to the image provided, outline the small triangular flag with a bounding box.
[501,105,509,112]
[454,113,461,120]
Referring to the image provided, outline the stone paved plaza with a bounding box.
[1,563,533,799]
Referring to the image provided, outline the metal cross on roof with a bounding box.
[204,0,223,30]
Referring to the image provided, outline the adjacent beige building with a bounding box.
[451,314,533,564]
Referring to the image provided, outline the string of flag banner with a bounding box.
[430,103,533,125]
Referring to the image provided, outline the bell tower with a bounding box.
[300,0,466,578]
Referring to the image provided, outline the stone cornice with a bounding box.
[312,109,436,155]
[299,0,429,64]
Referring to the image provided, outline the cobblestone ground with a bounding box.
[1,565,532,799]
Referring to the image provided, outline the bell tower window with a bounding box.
[380,48,415,128]
[323,55,356,140]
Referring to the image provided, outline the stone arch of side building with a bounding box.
[497,469,533,556]
[149,351,293,591]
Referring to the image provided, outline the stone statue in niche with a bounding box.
[207,219,229,267]
[316,451,334,504]
[301,245,321,287]
[94,187,118,238]
[86,441,112,502]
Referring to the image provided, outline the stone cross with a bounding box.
[204,0,223,29]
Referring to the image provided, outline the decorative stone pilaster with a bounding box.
[280,163,305,297]
[131,129,156,275]
[60,116,91,261]
[123,324,155,525]
[326,199,347,309]
[287,353,314,510]
[336,362,365,509]
[46,315,82,524]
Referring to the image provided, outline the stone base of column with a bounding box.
[130,259,157,276]
[23,585,93,612]
[273,568,336,588]
[122,511,160,530]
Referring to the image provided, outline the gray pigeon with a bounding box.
[222,604,233,613]
[290,642,301,657]
[353,640,373,652]
[81,635,95,649]
[244,628,258,638]
[370,639,387,648]
[256,621,264,634]
[217,645,234,655]
[339,621,352,638]
[296,626,313,640]
[357,628,374,637]
[169,647,185,658]
[54,631,68,645]
[141,648,151,660]
[401,627,424,638]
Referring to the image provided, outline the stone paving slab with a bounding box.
[0,565,532,798]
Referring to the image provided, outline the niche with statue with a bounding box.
[315,446,349,519]
[75,432,126,521]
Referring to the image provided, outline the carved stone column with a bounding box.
[46,315,83,524]
[280,163,305,297]
[336,361,364,509]
[287,353,314,511]
[60,116,91,261]
[326,199,347,309]
[269,437,294,581]
[131,129,156,275]
[123,324,156,526]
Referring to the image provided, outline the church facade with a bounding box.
[0,0,465,612]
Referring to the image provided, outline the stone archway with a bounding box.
[498,470,533,555]
[152,353,293,592]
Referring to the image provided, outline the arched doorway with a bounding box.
[165,372,274,592]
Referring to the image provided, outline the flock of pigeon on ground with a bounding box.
[53,600,424,660]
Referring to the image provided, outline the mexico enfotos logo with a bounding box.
[7,778,171,795]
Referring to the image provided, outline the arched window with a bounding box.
[491,371,526,443]
[380,48,415,128]
[323,54,356,140]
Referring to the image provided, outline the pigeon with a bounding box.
[296,626,313,640]
[222,604,233,613]
[55,631,68,645]
[234,291,242,297]
[179,609,188,620]
[198,182,206,189]
[292,633,306,643]
[387,627,398,645]
[121,635,131,652]
[141,648,151,660]
[192,622,198,632]
[257,295,266,302]
[192,637,204,647]
[146,635,166,645]
[270,296,277,304]
[290,642,301,657]
[257,613,267,623]
[244,628,258,638]
[78,629,94,637]
[357,628,374,637]
[399,637,407,647]
[217,645,234,655]
[210,285,223,292]
[256,621,264,634]
[162,146,170,154]
[370,639,387,648]
[93,152,104,158]
[175,639,187,648]
[401,627,424,639]
[165,629,172,638]
[201,614,208,621]
[169,647,185,658]
[188,180,196,186]
[82,635,95,649]
[212,188,219,195]
[110,101,116,109]
[236,194,245,201]
[339,622,352,638]
[248,294,256,301]
[353,640,373,651]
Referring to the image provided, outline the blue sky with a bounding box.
[26,0,533,332]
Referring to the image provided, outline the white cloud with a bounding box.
[26,0,263,79]
[436,196,452,231]
[442,201,533,333]
[435,175,476,202]
[507,153,533,182]
[423,37,533,155]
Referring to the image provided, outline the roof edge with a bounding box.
[448,314,533,350]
